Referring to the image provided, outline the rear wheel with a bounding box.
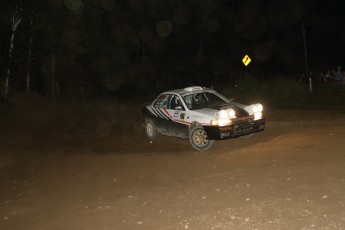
[145,119,158,141]
[189,126,215,151]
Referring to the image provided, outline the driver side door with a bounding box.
[165,95,188,137]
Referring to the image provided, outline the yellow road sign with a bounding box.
[242,55,251,66]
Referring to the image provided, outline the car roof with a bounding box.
[164,86,212,96]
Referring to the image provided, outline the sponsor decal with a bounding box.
[180,113,185,119]
[163,108,173,119]
[148,106,170,120]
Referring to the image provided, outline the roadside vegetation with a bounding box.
[221,76,345,112]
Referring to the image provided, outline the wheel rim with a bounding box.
[192,130,208,147]
[146,123,153,137]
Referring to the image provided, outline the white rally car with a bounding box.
[141,86,265,151]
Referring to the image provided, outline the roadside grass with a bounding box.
[221,77,345,113]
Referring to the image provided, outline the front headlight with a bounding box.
[218,118,231,126]
[254,112,262,120]
[215,109,236,125]
[252,103,263,113]
[228,109,236,117]
[257,103,263,112]
[211,118,231,126]
[219,110,228,119]
[211,120,218,126]
[220,109,236,118]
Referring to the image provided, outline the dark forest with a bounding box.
[1,0,345,98]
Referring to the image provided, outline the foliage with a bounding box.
[221,76,345,112]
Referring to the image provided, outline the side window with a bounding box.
[183,94,193,109]
[195,93,203,103]
[153,94,171,108]
[193,93,205,107]
[168,95,184,110]
[183,93,206,110]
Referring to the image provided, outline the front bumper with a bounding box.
[204,118,265,140]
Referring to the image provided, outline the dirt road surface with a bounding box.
[1,107,345,230]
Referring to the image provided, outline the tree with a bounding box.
[4,3,22,99]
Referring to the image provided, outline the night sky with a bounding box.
[0,0,345,96]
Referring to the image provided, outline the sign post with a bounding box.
[241,54,251,82]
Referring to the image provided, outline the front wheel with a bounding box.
[189,126,215,151]
[145,119,158,141]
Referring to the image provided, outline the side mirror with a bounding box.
[175,106,183,110]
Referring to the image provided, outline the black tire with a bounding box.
[145,119,158,141]
[189,126,215,151]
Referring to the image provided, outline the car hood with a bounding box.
[192,103,249,119]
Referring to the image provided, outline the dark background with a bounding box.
[1,0,345,98]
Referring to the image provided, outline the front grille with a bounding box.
[234,125,254,135]
[232,115,254,123]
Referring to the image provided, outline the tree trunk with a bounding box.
[26,10,34,94]
[301,21,308,76]
[51,52,56,98]
[4,10,22,99]
[141,45,146,89]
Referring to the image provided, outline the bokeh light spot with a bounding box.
[156,21,173,37]
[64,0,82,11]
[254,41,273,61]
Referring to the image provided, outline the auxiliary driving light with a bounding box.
[228,109,236,117]
[219,110,228,119]
[252,103,263,113]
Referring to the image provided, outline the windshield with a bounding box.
[182,91,231,110]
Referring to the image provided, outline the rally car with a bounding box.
[141,86,265,151]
